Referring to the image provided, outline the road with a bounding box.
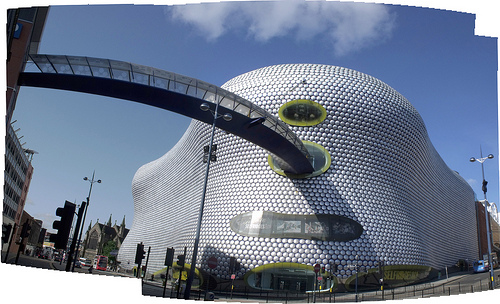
[3,253,128,278]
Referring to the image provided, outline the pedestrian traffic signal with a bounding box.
[49,201,76,249]
[165,247,175,266]
[2,223,12,243]
[135,243,146,264]
[177,254,185,267]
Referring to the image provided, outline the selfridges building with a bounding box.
[117,64,477,291]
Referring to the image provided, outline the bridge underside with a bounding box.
[18,72,314,175]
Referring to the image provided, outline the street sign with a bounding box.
[317,276,323,281]
[208,256,217,269]
[314,263,321,273]
[231,274,236,280]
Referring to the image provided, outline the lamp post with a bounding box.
[71,171,101,272]
[184,99,232,299]
[470,150,495,290]
[355,255,359,302]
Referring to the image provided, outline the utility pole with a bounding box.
[68,201,86,272]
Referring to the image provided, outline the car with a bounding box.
[79,257,92,267]
[473,260,489,273]
[74,260,81,268]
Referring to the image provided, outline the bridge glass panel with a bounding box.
[109,60,131,70]
[131,63,152,75]
[203,91,216,103]
[153,69,174,81]
[112,69,131,81]
[170,81,188,94]
[72,65,92,76]
[67,56,89,66]
[90,66,111,78]
[30,55,55,73]
[153,76,169,89]
[220,98,235,111]
[86,57,110,68]
[187,86,205,99]
[234,104,250,116]
[132,72,149,85]
[53,63,72,74]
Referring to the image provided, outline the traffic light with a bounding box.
[229,256,241,273]
[21,221,31,238]
[378,261,384,273]
[49,201,76,249]
[2,223,12,243]
[135,243,146,264]
[165,247,175,266]
[482,180,488,193]
[177,254,185,267]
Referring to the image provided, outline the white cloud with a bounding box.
[168,1,396,56]
[467,178,478,188]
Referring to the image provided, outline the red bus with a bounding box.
[93,255,108,271]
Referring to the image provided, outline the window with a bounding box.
[230,211,363,242]
[279,99,326,126]
[268,141,331,178]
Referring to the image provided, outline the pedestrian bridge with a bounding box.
[18,54,314,174]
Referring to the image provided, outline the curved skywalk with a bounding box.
[19,54,314,174]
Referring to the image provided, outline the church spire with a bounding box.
[107,214,112,226]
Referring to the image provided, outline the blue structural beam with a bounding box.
[18,54,314,174]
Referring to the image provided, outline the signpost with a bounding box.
[208,256,217,269]
[314,263,321,273]
[313,264,321,303]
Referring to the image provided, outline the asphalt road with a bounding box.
[3,253,128,278]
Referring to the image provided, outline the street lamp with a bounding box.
[470,150,495,290]
[71,171,101,272]
[184,100,233,299]
[355,255,359,302]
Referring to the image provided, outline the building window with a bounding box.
[268,141,331,178]
[278,99,326,126]
[230,211,363,242]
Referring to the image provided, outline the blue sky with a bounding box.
[4,1,499,302]
[10,1,498,233]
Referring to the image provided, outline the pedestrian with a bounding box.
[88,265,93,273]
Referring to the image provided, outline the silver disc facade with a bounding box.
[117,64,477,287]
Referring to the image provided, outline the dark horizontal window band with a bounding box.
[230,211,363,242]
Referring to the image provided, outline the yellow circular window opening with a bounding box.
[279,99,327,126]
[268,141,331,179]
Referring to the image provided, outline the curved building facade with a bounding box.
[117,64,477,290]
